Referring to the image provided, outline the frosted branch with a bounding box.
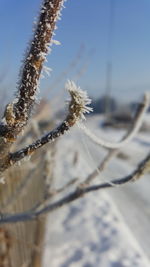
[4,81,92,170]
[78,93,150,149]
[0,0,66,143]
[0,152,149,224]
[0,0,66,174]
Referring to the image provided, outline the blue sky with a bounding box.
[0,0,150,103]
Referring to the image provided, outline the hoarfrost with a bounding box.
[66,80,93,121]
[43,65,52,76]
[51,39,61,45]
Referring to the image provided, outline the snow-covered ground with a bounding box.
[42,114,150,267]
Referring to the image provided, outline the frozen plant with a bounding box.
[0,4,149,267]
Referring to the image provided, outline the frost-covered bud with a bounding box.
[66,80,93,122]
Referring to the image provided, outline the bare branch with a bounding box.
[28,177,79,212]
[78,93,150,149]
[83,149,118,184]
[0,152,149,224]
[1,81,92,172]
[49,178,79,196]
[78,94,150,185]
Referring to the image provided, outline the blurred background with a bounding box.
[0,0,150,109]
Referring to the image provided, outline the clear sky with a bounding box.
[0,0,150,103]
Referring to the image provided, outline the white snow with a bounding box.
[42,113,150,266]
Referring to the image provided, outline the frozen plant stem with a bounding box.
[0,0,66,172]
[0,81,92,173]
[0,152,149,224]
[79,93,150,149]
[81,94,150,185]
[14,0,65,124]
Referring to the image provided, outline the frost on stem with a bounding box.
[78,92,150,149]
[66,80,93,124]
[0,152,150,224]
[0,0,67,175]
[15,0,66,124]
[6,81,92,169]
[1,0,66,143]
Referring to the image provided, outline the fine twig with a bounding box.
[0,152,149,224]
[83,149,118,185]
[78,94,150,186]
[50,178,79,195]
[78,93,150,149]
[1,81,92,173]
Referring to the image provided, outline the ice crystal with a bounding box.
[66,80,93,121]
[43,65,52,76]
[51,39,61,45]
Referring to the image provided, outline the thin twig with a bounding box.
[78,93,150,149]
[29,177,79,212]
[51,178,79,195]
[1,81,92,173]
[0,152,149,224]
[83,149,118,184]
